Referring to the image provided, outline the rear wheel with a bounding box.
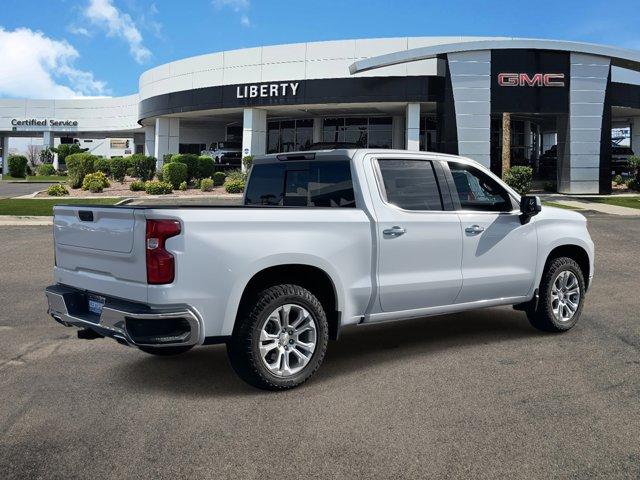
[138,345,193,356]
[227,284,329,390]
[527,257,585,332]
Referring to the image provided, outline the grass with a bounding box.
[0,198,122,216]
[1,175,67,182]
[542,201,581,210]
[586,196,640,210]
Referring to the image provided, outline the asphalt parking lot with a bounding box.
[0,181,54,199]
[1,213,638,479]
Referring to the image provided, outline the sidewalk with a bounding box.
[540,194,640,216]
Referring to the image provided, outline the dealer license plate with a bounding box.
[87,295,105,316]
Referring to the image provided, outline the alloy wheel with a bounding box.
[258,304,317,377]
[550,270,581,322]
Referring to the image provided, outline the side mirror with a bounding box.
[519,195,542,224]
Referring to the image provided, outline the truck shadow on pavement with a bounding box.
[116,307,541,397]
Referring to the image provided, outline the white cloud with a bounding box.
[212,0,251,27]
[84,0,151,63]
[0,27,108,99]
[212,0,250,11]
[67,25,91,37]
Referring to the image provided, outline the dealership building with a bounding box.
[1,36,640,194]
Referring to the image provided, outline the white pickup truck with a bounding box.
[46,149,594,390]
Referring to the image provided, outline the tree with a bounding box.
[53,144,88,166]
[501,112,511,178]
[40,147,54,164]
[26,144,41,166]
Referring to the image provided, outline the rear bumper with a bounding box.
[45,284,202,348]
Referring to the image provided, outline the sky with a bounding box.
[0,0,639,99]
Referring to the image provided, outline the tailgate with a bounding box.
[53,206,149,302]
[55,206,135,253]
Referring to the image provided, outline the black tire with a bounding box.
[138,345,193,356]
[227,284,329,390]
[527,256,586,332]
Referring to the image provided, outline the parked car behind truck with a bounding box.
[46,149,594,390]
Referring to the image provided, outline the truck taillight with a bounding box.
[146,219,181,285]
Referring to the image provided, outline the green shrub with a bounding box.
[504,166,533,195]
[47,184,69,196]
[626,178,639,191]
[162,162,188,189]
[144,180,173,195]
[163,153,175,164]
[37,163,56,176]
[242,155,253,171]
[94,158,111,176]
[179,181,188,191]
[156,170,163,181]
[200,178,214,192]
[613,174,624,186]
[224,178,245,193]
[169,154,199,180]
[213,171,226,186]
[82,171,110,192]
[128,154,156,181]
[543,181,557,192]
[110,157,127,182]
[197,155,214,179]
[226,169,246,182]
[65,153,97,188]
[130,180,146,191]
[629,156,640,182]
[7,155,28,178]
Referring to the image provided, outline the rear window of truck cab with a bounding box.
[244,161,356,207]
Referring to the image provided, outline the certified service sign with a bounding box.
[11,119,79,127]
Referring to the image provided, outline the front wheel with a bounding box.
[527,257,586,332]
[227,284,329,390]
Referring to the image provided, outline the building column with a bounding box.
[1,137,9,175]
[632,117,640,157]
[561,53,611,194]
[144,125,155,157]
[154,118,179,168]
[392,115,405,149]
[242,108,267,169]
[406,103,420,151]
[43,131,56,169]
[312,117,322,144]
[447,50,491,168]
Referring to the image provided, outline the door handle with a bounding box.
[383,226,406,238]
[465,224,485,234]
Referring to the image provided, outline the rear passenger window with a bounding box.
[377,159,443,211]
[244,161,356,207]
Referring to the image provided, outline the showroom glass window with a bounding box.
[377,159,443,211]
[448,162,513,212]
[267,119,314,153]
[322,117,393,148]
[245,161,355,207]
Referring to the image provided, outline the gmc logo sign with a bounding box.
[498,73,565,87]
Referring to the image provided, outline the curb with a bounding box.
[0,216,53,226]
